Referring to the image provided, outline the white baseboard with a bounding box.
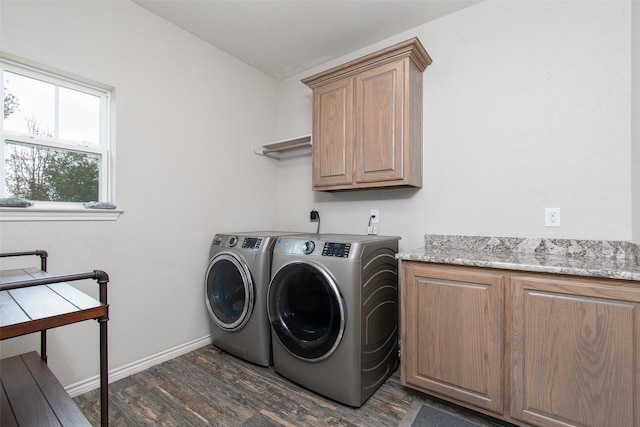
[66,335,212,397]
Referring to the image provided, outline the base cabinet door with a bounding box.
[401,263,505,413]
[511,275,640,427]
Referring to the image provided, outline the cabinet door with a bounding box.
[354,60,404,184]
[511,275,640,427]
[312,77,353,189]
[401,263,505,413]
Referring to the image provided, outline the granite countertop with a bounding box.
[397,235,640,282]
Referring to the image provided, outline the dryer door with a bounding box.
[205,252,254,331]
[268,261,346,361]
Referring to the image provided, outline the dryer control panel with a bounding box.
[322,242,351,258]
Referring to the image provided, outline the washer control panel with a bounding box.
[322,242,351,258]
[212,235,263,249]
[242,237,263,249]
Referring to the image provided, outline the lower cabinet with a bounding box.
[401,263,505,413]
[510,274,640,427]
[401,261,640,427]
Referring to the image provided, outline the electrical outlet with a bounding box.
[545,207,561,227]
[310,210,319,222]
[370,209,379,224]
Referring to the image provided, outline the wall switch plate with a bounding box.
[545,207,561,227]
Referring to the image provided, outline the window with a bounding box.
[1,56,113,207]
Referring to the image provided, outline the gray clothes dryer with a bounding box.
[205,232,297,367]
[267,233,400,407]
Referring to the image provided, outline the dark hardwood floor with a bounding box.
[74,345,504,426]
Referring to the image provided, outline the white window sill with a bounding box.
[0,206,124,222]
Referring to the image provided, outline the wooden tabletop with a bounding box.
[0,267,107,340]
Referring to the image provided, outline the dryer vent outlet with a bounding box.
[310,210,319,222]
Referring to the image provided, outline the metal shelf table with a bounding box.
[0,251,109,426]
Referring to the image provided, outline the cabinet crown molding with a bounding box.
[302,37,432,88]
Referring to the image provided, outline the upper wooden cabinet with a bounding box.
[302,38,431,191]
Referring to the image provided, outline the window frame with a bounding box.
[0,53,119,221]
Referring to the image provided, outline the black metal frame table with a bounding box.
[0,250,109,426]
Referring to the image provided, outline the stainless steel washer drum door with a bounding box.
[268,261,346,361]
[204,253,254,331]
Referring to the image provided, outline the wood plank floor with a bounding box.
[74,345,507,426]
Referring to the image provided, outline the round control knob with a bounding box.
[228,236,238,247]
[303,241,315,255]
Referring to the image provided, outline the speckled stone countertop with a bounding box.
[397,235,640,282]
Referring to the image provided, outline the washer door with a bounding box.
[204,252,254,331]
[268,261,346,361]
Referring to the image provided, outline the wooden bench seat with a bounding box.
[0,351,90,426]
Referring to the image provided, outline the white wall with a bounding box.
[277,0,635,251]
[0,1,280,387]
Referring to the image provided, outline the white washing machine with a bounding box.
[204,231,297,367]
[267,233,400,407]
